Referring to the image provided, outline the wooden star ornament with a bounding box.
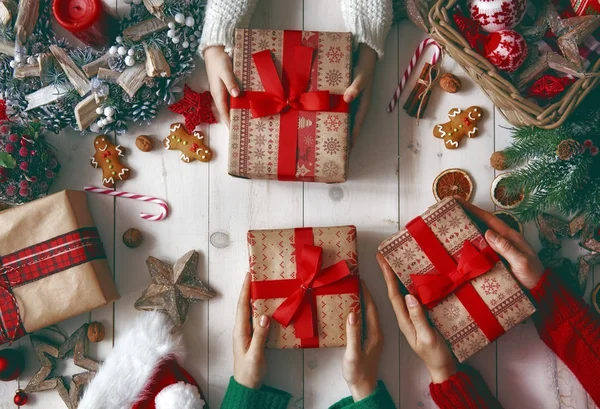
[25,324,99,409]
[134,250,216,326]
[168,85,217,132]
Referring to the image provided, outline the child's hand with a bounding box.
[205,46,240,127]
[344,44,377,145]
[343,281,383,401]
[233,272,270,389]
[456,197,544,290]
[377,254,457,384]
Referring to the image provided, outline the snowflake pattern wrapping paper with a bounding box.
[248,226,360,349]
[229,29,352,183]
[378,198,535,362]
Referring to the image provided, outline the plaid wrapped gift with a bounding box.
[0,190,119,344]
[378,198,536,362]
[248,226,360,348]
[229,29,352,183]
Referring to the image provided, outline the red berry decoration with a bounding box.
[0,348,25,381]
[0,120,60,205]
[14,389,27,406]
[484,29,528,72]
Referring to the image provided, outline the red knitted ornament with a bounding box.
[468,0,527,32]
[484,29,527,72]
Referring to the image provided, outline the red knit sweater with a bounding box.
[430,270,600,408]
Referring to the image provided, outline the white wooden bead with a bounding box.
[116,36,123,44]
[127,49,135,56]
[125,55,136,66]
[109,46,118,55]
[96,107,104,115]
[185,16,194,27]
[182,41,189,48]
[172,37,180,44]
[117,46,127,56]
[175,13,185,24]
[103,107,115,117]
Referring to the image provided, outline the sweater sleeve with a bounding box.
[198,0,259,57]
[530,270,600,406]
[328,381,396,409]
[220,377,292,409]
[429,368,503,409]
[340,0,393,58]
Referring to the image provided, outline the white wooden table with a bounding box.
[1,1,598,408]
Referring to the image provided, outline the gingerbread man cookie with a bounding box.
[90,135,130,188]
[163,123,212,163]
[433,106,484,150]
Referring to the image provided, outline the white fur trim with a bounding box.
[79,312,185,409]
[155,382,205,409]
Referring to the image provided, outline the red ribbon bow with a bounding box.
[410,240,500,308]
[246,47,331,118]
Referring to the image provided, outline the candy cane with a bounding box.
[387,38,441,113]
[84,186,169,221]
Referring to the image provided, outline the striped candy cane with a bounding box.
[387,38,441,113]
[84,186,169,221]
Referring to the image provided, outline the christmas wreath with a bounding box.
[0,0,205,135]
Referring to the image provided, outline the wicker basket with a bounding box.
[428,0,600,129]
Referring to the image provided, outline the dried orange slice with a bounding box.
[433,168,474,202]
[493,210,523,234]
[491,173,524,209]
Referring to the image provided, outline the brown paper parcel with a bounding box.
[378,198,535,362]
[229,28,352,183]
[248,226,360,348]
[0,190,119,341]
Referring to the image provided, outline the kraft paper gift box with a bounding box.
[248,226,360,348]
[378,197,536,362]
[229,28,352,183]
[0,190,119,344]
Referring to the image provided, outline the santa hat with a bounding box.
[79,312,206,409]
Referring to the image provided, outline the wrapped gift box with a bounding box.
[248,226,360,348]
[0,190,119,344]
[378,198,535,362]
[229,28,352,183]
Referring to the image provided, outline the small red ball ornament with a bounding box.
[14,389,27,406]
[484,29,528,72]
[0,348,25,381]
[468,0,527,32]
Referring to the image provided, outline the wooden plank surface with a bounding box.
[0,0,597,408]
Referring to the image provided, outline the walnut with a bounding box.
[490,151,508,170]
[123,228,143,248]
[87,322,105,343]
[439,73,461,93]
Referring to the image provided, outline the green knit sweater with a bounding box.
[221,377,396,409]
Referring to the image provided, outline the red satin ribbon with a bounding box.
[406,216,505,342]
[410,241,500,308]
[250,228,360,346]
[230,31,349,181]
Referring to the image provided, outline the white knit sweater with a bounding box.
[199,0,393,58]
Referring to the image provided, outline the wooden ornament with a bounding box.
[82,53,110,78]
[0,38,15,56]
[49,45,91,97]
[134,250,216,326]
[86,322,105,343]
[0,0,17,26]
[25,84,71,111]
[144,42,170,78]
[74,94,101,131]
[135,135,153,152]
[142,0,165,20]
[14,0,38,46]
[164,123,212,163]
[123,228,143,248]
[97,67,121,83]
[117,64,147,98]
[25,324,100,409]
[122,17,169,42]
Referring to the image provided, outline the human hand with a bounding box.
[456,197,544,290]
[344,44,377,146]
[204,46,240,127]
[377,254,457,383]
[233,272,270,389]
[343,281,383,401]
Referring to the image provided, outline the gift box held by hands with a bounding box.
[0,190,119,344]
[378,198,535,362]
[248,226,360,348]
[229,29,352,183]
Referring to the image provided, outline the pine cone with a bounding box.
[556,139,581,160]
[490,151,508,170]
[108,55,126,72]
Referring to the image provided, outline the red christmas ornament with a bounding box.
[0,348,25,381]
[527,75,576,100]
[453,11,487,52]
[484,29,528,72]
[468,0,527,32]
[13,389,27,406]
[168,85,217,132]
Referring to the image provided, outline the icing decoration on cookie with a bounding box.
[433,106,484,150]
[90,135,130,187]
[163,123,213,163]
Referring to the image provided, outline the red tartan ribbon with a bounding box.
[406,217,505,342]
[0,227,106,344]
[230,30,349,181]
[250,228,359,347]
